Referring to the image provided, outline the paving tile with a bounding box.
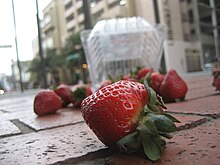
[184,74,216,100]
[155,119,220,165]
[0,121,21,137]
[0,122,106,165]
[185,85,216,100]
[0,96,34,112]
[65,119,220,165]
[166,94,220,116]
[19,108,84,130]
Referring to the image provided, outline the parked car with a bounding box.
[0,88,5,95]
[202,63,214,73]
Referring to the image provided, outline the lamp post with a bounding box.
[11,0,24,92]
[82,0,92,29]
[36,0,48,88]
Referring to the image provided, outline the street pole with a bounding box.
[82,0,92,29]
[11,0,24,92]
[36,0,48,88]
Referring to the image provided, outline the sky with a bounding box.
[0,0,51,76]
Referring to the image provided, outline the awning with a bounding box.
[66,53,80,62]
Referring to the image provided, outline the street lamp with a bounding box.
[11,0,24,92]
[36,0,48,88]
[82,0,92,29]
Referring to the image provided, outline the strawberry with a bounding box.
[81,80,179,161]
[122,73,137,82]
[70,84,93,107]
[213,77,220,91]
[98,80,112,90]
[137,67,153,80]
[34,90,62,116]
[148,72,164,94]
[212,69,220,91]
[54,84,72,106]
[159,69,188,102]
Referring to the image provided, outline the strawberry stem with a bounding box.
[117,80,180,161]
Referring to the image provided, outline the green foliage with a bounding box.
[29,32,88,84]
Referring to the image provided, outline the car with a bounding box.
[0,88,5,95]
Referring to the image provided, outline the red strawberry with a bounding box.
[81,80,179,161]
[212,69,220,76]
[122,74,137,82]
[159,69,188,102]
[98,80,112,90]
[149,72,164,94]
[34,90,62,116]
[213,77,220,91]
[54,84,72,105]
[137,67,153,80]
[212,69,220,91]
[71,84,93,107]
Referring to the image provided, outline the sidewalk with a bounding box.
[0,73,219,165]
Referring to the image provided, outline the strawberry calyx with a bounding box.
[139,72,153,84]
[117,80,180,161]
[71,86,87,106]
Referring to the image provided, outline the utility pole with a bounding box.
[82,0,92,29]
[12,0,24,92]
[36,0,48,88]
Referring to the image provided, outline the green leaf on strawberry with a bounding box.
[147,113,176,133]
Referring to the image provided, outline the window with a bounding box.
[65,1,73,10]
[184,33,190,41]
[68,27,75,33]
[96,0,102,3]
[77,7,83,15]
[181,13,188,22]
[43,37,53,49]
[108,1,119,9]
[190,29,195,34]
[44,15,51,25]
[44,27,54,36]
[79,22,84,30]
[93,9,104,19]
[66,14,74,22]
[188,10,194,23]
[187,0,191,3]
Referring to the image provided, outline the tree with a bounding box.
[29,48,66,87]
[62,32,88,84]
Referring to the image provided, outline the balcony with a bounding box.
[197,0,210,6]
[78,13,85,23]
[76,0,83,9]
[67,19,76,30]
[65,7,75,18]
[198,2,213,19]
[199,22,214,35]
[64,0,72,5]
[91,0,105,15]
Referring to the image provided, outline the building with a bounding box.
[42,0,67,52]
[37,0,220,76]
[11,60,32,90]
[158,0,220,72]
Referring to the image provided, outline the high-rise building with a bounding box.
[42,0,67,53]
[37,0,220,76]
